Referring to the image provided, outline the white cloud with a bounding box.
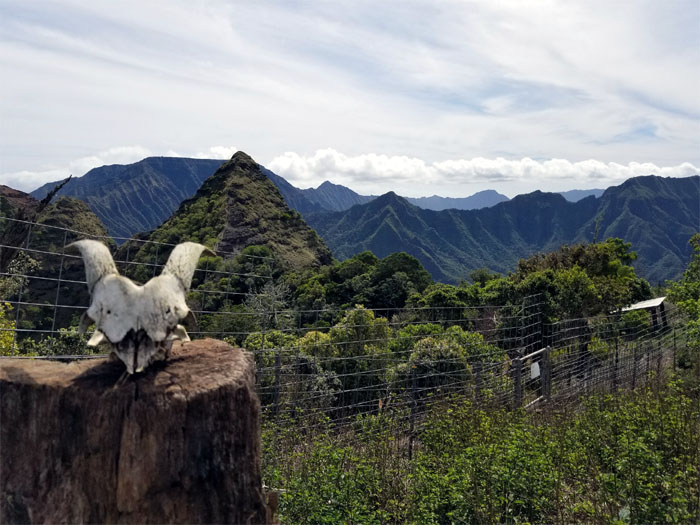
[0,1,698,189]
[269,149,699,197]
[2,145,697,198]
[193,146,239,159]
[0,146,151,192]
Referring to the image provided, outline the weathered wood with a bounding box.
[0,339,268,524]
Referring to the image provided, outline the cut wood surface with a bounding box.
[0,339,268,524]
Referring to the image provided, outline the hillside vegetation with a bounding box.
[308,175,700,284]
[31,157,223,239]
[120,152,332,272]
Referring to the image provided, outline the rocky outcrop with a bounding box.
[0,339,268,524]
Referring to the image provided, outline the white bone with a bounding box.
[71,240,211,376]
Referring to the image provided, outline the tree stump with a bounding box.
[0,339,268,524]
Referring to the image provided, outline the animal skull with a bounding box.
[70,240,213,374]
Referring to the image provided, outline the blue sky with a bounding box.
[0,0,698,197]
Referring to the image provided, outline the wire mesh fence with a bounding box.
[0,216,692,436]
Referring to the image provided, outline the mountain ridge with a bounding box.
[121,152,333,271]
[307,175,699,284]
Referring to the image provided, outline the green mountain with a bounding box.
[31,157,224,240]
[122,151,333,271]
[307,175,699,284]
[1,187,113,331]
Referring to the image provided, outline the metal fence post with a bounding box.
[513,357,523,409]
[273,348,281,416]
[542,347,551,402]
[672,327,676,371]
[408,366,416,460]
[50,229,69,335]
[613,337,619,392]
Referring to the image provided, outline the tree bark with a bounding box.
[0,339,268,524]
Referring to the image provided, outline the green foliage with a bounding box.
[265,380,700,523]
[514,239,652,316]
[667,233,700,379]
[0,302,17,355]
[18,329,93,356]
[309,176,699,284]
[293,251,434,312]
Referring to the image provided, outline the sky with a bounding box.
[0,0,698,198]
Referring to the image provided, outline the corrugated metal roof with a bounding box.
[621,296,666,312]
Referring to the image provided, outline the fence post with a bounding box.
[408,366,416,460]
[672,327,676,371]
[631,343,637,390]
[273,348,281,416]
[50,229,69,335]
[11,225,35,352]
[513,357,523,409]
[656,337,662,385]
[542,347,551,402]
[613,337,619,392]
[256,330,265,387]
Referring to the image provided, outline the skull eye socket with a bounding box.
[107,309,111,314]
[166,307,171,314]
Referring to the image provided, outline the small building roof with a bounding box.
[622,296,666,312]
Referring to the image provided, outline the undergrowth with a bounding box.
[262,378,699,524]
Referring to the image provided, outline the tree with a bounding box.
[667,233,700,373]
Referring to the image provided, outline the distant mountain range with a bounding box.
[559,188,605,201]
[31,157,224,240]
[306,176,699,284]
[29,156,602,241]
[20,154,698,284]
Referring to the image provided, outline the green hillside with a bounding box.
[31,157,224,240]
[308,176,699,284]
[1,190,113,332]
[123,151,333,271]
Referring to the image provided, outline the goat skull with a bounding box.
[70,240,213,374]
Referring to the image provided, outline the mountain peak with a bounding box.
[226,151,256,166]
[127,151,332,270]
[317,181,335,189]
[374,191,405,204]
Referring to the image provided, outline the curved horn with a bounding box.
[67,239,118,294]
[161,242,215,292]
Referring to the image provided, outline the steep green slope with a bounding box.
[1,191,113,331]
[31,157,224,240]
[124,152,333,271]
[581,175,700,284]
[308,176,699,284]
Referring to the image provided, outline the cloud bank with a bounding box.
[3,145,696,197]
[269,149,699,197]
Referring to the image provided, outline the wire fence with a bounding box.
[0,216,692,440]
